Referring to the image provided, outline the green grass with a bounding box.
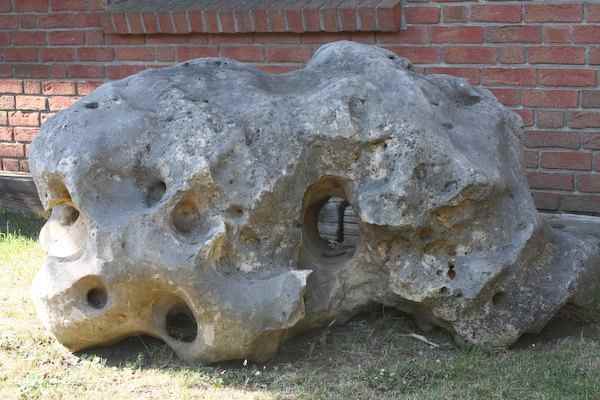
[1,208,600,399]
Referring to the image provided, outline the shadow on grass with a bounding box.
[0,208,46,240]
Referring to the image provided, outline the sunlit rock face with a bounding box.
[29,41,600,363]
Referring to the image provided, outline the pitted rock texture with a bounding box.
[30,41,600,363]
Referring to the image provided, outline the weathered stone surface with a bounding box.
[29,41,600,363]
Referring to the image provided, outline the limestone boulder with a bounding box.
[29,41,600,363]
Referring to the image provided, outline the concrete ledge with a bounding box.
[542,212,600,239]
[0,173,44,216]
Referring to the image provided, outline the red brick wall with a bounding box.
[2,0,600,214]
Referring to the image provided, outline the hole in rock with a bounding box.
[84,101,99,109]
[492,291,506,306]
[145,180,166,207]
[447,262,456,280]
[171,195,202,235]
[317,197,359,258]
[440,286,449,295]
[302,177,359,263]
[166,304,198,343]
[226,205,244,218]
[87,287,107,309]
[56,205,80,226]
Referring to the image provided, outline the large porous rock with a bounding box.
[29,41,600,363]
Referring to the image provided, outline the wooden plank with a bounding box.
[0,173,44,216]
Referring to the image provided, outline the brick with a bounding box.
[2,159,19,172]
[358,5,376,32]
[14,64,50,79]
[0,80,23,94]
[0,32,8,46]
[40,112,56,124]
[177,47,218,61]
[523,90,578,109]
[444,47,496,64]
[526,4,582,23]
[471,5,521,23]
[125,12,145,33]
[486,26,541,43]
[0,15,18,29]
[77,81,102,96]
[48,95,79,111]
[532,191,560,210]
[528,47,584,65]
[115,47,155,61]
[42,80,75,95]
[38,13,101,29]
[49,64,67,79]
[583,135,600,150]
[40,48,76,62]
[538,69,596,87]
[432,26,483,44]
[376,0,402,31]
[19,160,29,173]
[527,172,573,191]
[15,0,48,12]
[526,131,580,149]
[106,34,145,46]
[1,48,38,62]
[387,47,439,64]
[142,12,159,34]
[12,31,46,46]
[85,30,105,45]
[573,26,600,44]
[481,68,536,86]
[16,95,46,111]
[541,151,591,170]
[13,127,38,142]
[0,0,11,12]
[405,6,440,24]
[106,65,145,80]
[320,4,338,32]
[0,95,14,109]
[377,26,429,44]
[543,26,572,44]
[51,0,87,11]
[78,47,114,61]
[8,111,39,126]
[48,31,84,45]
[157,13,175,34]
[66,64,104,79]
[577,175,600,193]
[537,111,563,129]
[24,80,41,94]
[582,91,600,109]
[0,126,13,141]
[426,67,480,85]
[489,88,521,107]
[569,112,600,129]
[524,150,538,168]
[591,49,600,65]
[442,6,468,23]
[266,46,312,63]
[588,4,600,22]
[221,46,264,62]
[173,12,190,34]
[0,143,24,158]
[147,34,190,45]
[156,47,176,62]
[498,47,525,64]
[560,194,600,214]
